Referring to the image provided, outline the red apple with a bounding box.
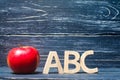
[7,46,40,74]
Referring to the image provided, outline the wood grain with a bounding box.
[0,0,120,79]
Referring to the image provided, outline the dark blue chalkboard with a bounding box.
[0,0,120,79]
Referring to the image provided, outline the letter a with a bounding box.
[81,50,98,73]
[43,51,63,74]
[64,51,80,74]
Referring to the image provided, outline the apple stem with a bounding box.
[18,44,23,47]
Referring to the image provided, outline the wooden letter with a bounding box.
[43,51,63,74]
[64,51,80,74]
[80,50,98,73]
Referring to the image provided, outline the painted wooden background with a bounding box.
[0,0,120,79]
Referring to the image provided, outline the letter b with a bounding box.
[64,51,80,74]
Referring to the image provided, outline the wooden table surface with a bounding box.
[0,0,120,79]
[0,67,120,80]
